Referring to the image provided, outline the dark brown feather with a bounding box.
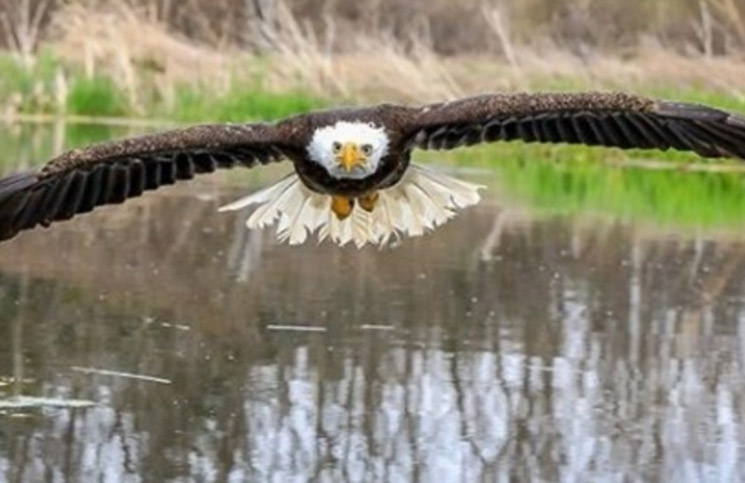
[0,121,304,242]
[401,92,745,160]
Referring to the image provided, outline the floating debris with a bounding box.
[0,396,97,410]
[0,377,36,387]
[266,324,327,333]
[360,324,395,331]
[142,317,191,331]
[159,322,191,331]
[71,366,172,385]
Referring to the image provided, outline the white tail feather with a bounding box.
[218,174,297,212]
[218,164,483,247]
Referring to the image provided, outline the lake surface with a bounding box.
[2,122,745,482]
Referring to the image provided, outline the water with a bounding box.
[2,123,745,482]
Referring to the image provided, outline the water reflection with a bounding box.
[0,179,744,481]
[1,123,745,481]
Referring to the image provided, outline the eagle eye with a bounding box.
[332,141,342,153]
[361,144,373,156]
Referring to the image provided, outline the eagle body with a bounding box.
[2,91,745,247]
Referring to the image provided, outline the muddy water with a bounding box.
[1,123,745,482]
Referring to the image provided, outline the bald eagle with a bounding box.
[1,91,745,247]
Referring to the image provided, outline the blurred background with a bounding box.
[0,0,745,119]
[2,1,745,482]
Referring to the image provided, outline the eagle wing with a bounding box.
[399,92,745,159]
[0,121,303,241]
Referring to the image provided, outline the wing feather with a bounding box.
[0,121,302,242]
[400,92,745,160]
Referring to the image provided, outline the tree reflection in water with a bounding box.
[0,174,744,481]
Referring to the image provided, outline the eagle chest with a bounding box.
[294,149,410,196]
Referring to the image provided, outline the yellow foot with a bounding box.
[358,192,379,212]
[331,195,354,220]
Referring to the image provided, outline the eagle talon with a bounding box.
[358,192,379,212]
[331,195,354,220]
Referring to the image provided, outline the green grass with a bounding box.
[0,49,743,133]
[66,76,128,117]
[0,51,329,122]
[0,49,61,114]
[504,159,745,228]
[162,85,327,122]
[435,146,745,230]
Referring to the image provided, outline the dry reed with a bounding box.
[2,0,745,112]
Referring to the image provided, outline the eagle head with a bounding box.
[307,121,390,179]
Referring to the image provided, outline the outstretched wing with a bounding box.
[0,121,303,242]
[399,92,745,159]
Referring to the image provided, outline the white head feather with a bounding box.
[307,121,390,179]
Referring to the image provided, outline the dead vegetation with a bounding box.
[7,0,744,56]
[2,0,745,114]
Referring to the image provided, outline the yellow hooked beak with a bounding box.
[336,142,366,172]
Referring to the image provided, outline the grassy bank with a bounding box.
[4,48,745,167]
[495,157,745,229]
[0,49,329,122]
[6,48,745,122]
[3,43,745,193]
[2,1,745,126]
[3,2,745,125]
